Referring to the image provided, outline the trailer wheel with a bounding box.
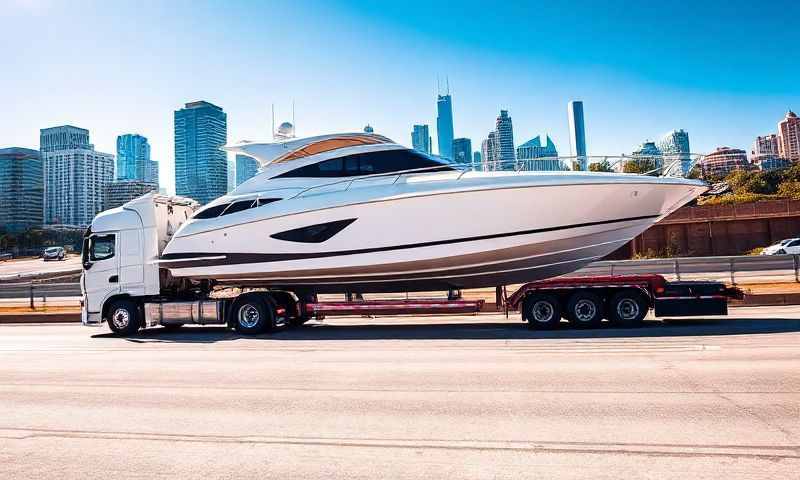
[107,299,142,336]
[608,290,648,328]
[231,293,276,335]
[523,293,562,329]
[565,291,603,328]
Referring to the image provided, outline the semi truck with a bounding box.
[80,193,740,335]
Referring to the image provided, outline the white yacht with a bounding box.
[159,133,706,292]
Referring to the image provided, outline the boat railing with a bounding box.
[289,154,707,199]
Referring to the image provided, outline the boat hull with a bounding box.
[161,174,706,293]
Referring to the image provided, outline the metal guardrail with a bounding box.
[0,282,82,307]
[574,254,800,285]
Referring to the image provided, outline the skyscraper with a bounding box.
[174,101,228,205]
[495,110,515,168]
[436,94,454,159]
[516,135,560,170]
[411,124,432,154]
[481,132,497,171]
[751,133,787,170]
[657,129,691,175]
[41,125,114,226]
[472,151,482,169]
[236,153,259,186]
[628,141,663,173]
[567,101,587,170]
[227,159,236,192]
[777,110,800,163]
[701,147,751,178]
[0,147,43,232]
[104,180,158,211]
[452,138,472,164]
[40,125,90,152]
[116,133,158,186]
[517,135,558,159]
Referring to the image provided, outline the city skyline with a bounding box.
[3,1,798,193]
[174,101,228,205]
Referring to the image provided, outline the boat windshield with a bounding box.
[276,148,454,179]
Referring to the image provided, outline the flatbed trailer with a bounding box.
[503,274,742,329]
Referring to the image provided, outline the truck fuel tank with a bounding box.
[144,300,226,326]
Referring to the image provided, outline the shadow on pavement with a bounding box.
[91,317,800,343]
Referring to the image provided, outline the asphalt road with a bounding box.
[0,255,81,281]
[1,308,799,479]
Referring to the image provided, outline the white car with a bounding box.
[42,246,66,261]
[761,238,800,255]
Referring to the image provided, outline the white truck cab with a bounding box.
[80,193,197,328]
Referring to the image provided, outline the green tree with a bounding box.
[588,160,613,172]
[623,158,656,174]
[686,165,702,179]
[777,181,800,199]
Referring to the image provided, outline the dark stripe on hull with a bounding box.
[207,238,632,293]
[162,214,660,268]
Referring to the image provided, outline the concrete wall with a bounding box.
[608,199,800,259]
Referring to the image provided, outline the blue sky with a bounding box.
[2,0,798,192]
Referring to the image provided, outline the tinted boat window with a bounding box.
[221,200,256,216]
[319,158,343,174]
[276,149,453,178]
[256,198,281,207]
[193,204,229,219]
[271,218,357,243]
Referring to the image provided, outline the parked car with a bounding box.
[761,238,800,255]
[42,246,66,261]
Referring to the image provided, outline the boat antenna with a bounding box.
[271,103,275,141]
[446,76,450,95]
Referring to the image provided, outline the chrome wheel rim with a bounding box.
[574,299,597,322]
[111,308,130,329]
[531,301,555,323]
[617,299,640,320]
[238,304,260,328]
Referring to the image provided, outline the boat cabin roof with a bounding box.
[224,133,394,167]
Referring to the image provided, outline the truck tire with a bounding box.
[523,293,562,329]
[565,291,603,328]
[608,290,648,328]
[107,299,142,336]
[231,293,276,335]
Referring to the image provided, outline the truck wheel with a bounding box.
[523,293,562,329]
[608,290,648,328]
[231,294,276,335]
[565,291,603,328]
[107,299,142,336]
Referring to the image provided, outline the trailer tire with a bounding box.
[107,299,142,336]
[565,291,604,328]
[608,290,648,328]
[231,293,276,335]
[523,293,562,329]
